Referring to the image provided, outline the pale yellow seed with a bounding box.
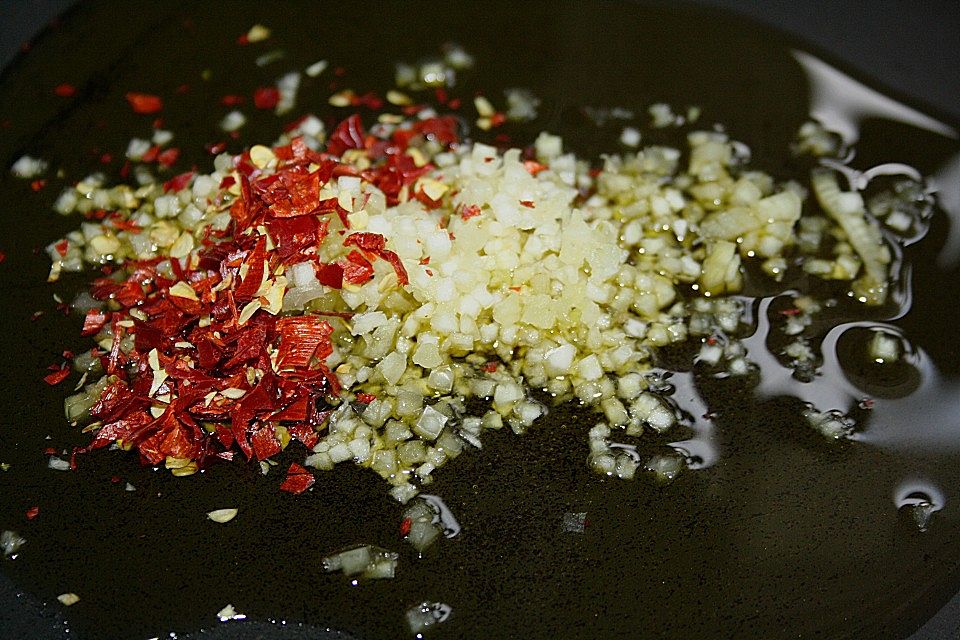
[246,24,271,43]
[207,508,239,523]
[169,281,199,301]
[249,145,275,169]
[386,90,412,106]
[474,95,495,117]
[238,299,261,325]
[57,593,80,606]
[419,178,449,201]
[328,91,354,107]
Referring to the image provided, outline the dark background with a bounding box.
[4,0,957,120]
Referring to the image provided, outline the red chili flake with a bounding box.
[859,398,875,410]
[509,286,522,293]
[163,170,194,193]
[110,475,121,484]
[780,307,802,316]
[109,217,142,233]
[43,366,70,386]
[206,141,228,155]
[356,392,376,404]
[54,83,76,97]
[447,97,462,110]
[343,232,409,285]
[141,145,161,163]
[705,336,718,346]
[253,86,280,110]
[221,94,246,106]
[81,310,108,336]
[461,204,482,221]
[279,463,315,494]
[400,517,412,537]
[43,447,57,456]
[315,262,344,289]
[334,66,346,77]
[425,269,433,277]
[99,153,112,164]
[482,361,498,373]
[523,160,547,176]
[157,147,181,168]
[490,112,507,127]
[25,506,39,521]
[326,114,366,157]
[419,256,430,265]
[152,117,165,130]
[275,316,334,371]
[125,92,163,114]
[351,91,383,110]
[119,161,131,179]
[250,424,282,461]
[30,180,46,192]
[519,200,535,209]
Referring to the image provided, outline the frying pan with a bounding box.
[0,2,958,639]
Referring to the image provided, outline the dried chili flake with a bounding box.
[523,160,547,176]
[30,180,46,192]
[341,250,375,285]
[326,114,366,157]
[253,86,280,110]
[43,366,70,386]
[279,462,314,494]
[206,141,228,155]
[141,145,161,163]
[519,200,535,209]
[400,517,412,536]
[461,204,482,221]
[81,310,108,336]
[163,171,194,193]
[275,316,334,371]
[343,232,409,285]
[250,423,282,461]
[25,506,39,521]
[157,148,181,168]
[53,83,76,97]
[125,92,163,114]
[482,361,498,373]
[315,262,344,289]
[221,94,246,106]
[356,392,376,404]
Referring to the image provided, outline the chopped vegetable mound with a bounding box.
[49,105,895,499]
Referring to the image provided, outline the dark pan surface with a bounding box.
[1,2,959,639]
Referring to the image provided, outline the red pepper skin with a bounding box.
[125,92,163,114]
[279,463,315,494]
